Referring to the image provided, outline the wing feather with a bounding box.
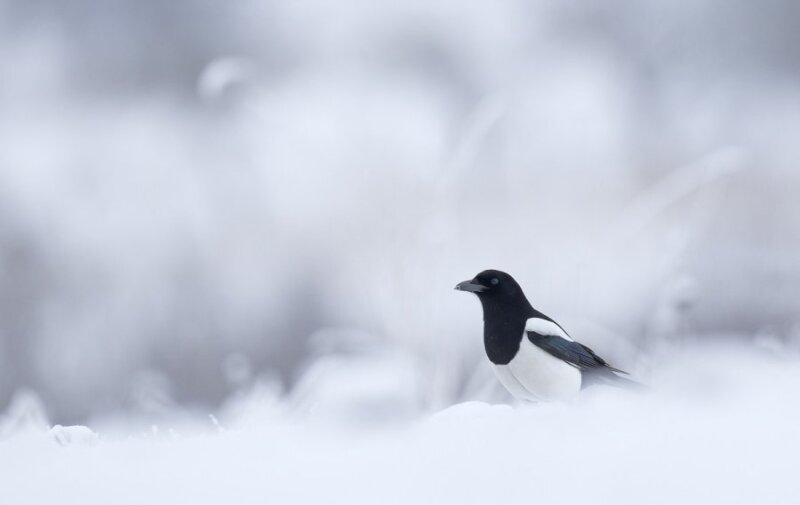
[527,332,627,374]
[524,316,629,374]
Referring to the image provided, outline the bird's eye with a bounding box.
[491,278,499,285]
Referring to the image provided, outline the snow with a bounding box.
[1,346,798,505]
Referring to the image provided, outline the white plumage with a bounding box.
[492,317,582,402]
[456,270,631,402]
[524,317,574,342]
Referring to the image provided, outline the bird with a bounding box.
[455,269,636,402]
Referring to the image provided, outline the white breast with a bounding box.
[492,318,582,402]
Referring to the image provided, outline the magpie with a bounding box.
[455,269,635,402]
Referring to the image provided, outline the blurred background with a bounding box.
[0,0,799,426]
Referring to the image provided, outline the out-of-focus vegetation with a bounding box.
[1,0,799,423]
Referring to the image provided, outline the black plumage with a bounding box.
[456,269,637,396]
[526,331,633,388]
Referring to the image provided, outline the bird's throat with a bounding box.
[482,312,528,365]
[476,291,536,365]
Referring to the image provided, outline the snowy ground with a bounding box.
[1,344,798,505]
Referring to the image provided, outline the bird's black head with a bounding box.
[455,269,534,318]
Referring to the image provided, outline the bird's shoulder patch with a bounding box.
[524,316,574,342]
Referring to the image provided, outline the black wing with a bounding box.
[527,332,628,376]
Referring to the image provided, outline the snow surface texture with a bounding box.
[1,346,797,505]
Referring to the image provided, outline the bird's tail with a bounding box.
[606,372,646,391]
[583,369,646,392]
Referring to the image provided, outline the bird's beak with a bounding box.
[454,280,487,293]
